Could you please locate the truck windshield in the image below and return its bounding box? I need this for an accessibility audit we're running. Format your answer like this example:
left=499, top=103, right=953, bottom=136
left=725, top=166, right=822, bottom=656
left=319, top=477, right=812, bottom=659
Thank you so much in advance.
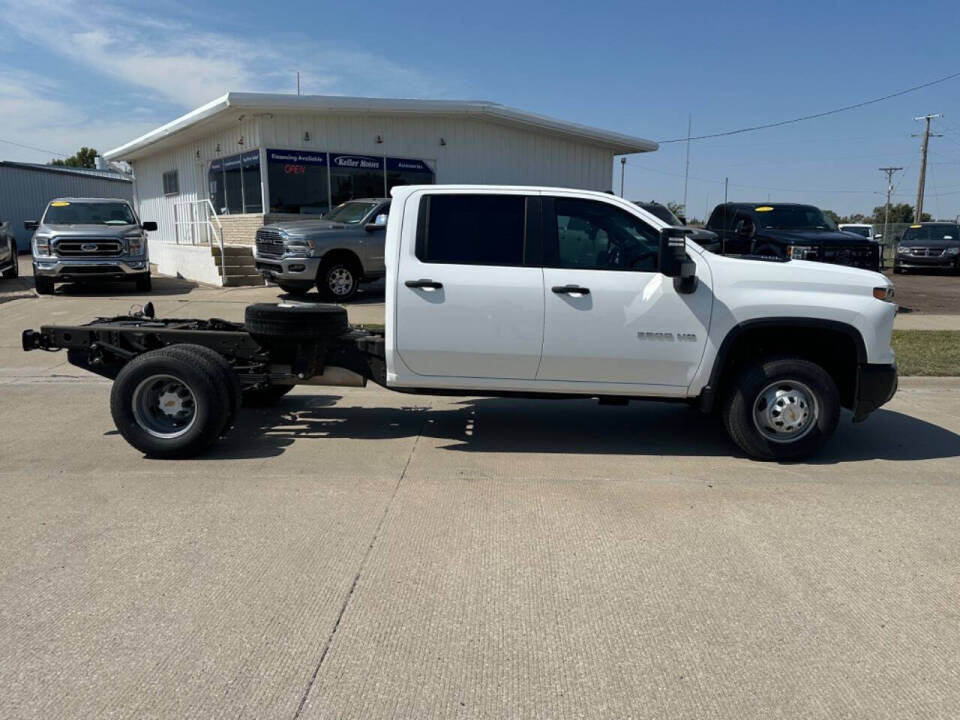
left=842, top=226, right=871, bottom=238
left=43, top=202, right=136, bottom=225
left=323, top=201, right=378, bottom=224
left=901, top=225, right=959, bottom=242
left=753, top=206, right=836, bottom=231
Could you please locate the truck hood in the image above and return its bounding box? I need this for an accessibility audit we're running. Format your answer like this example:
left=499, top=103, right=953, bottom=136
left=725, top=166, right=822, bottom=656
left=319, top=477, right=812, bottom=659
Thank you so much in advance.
left=756, top=229, right=877, bottom=246
left=42, top=224, right=139, bottom=237
left=270, top=219, right=356, bottom=236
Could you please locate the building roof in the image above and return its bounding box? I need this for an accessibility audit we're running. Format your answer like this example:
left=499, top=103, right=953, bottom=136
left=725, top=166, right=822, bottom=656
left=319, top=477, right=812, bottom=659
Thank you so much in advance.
left=0, top=160, right=133, bottom=182
left=103, top=92, right=658, bottom=161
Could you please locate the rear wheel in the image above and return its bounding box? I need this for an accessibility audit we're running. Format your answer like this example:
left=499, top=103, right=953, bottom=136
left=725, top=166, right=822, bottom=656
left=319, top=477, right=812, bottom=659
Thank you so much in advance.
left=165, top=344, right=242, bottom=430
left=110, top=348, right=231, bottom=458
left=2, top=242, right=18, bottom=278
left=34, top=276, right=55, bottom=294
left=317, top=257, right=361, bottom=301
left=722, top=356, right=840, bottom=461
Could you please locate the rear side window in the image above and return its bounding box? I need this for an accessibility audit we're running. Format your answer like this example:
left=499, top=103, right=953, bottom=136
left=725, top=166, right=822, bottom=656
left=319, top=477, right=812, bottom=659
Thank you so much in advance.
left=417, top=194, right=525, bottom=265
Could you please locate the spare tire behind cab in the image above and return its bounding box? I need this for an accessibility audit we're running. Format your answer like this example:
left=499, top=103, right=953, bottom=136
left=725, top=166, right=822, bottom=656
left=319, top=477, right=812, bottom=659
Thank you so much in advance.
left=244, top=302, right=349, bottom=341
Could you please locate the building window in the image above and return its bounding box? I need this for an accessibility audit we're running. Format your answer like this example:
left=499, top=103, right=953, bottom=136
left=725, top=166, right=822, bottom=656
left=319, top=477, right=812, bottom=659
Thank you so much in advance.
left=208, top=151, right=264, bottom=214
left=330, top=154, right=384, bottom=207
left=267, top=149, right=330, bottom=215
left=162, top=170, right=179, bottom=196
left=417, top=194, right=526, bottom=266
left=386, top=157, right=435, bottom=193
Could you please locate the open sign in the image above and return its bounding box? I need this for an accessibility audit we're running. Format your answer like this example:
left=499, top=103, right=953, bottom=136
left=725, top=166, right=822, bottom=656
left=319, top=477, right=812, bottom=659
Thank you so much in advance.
left=284, top=164, right=306, bottom=175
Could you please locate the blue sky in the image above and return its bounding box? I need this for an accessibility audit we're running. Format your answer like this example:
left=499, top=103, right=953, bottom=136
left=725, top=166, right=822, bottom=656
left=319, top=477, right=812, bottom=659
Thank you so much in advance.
left=2, top=0, right=959, bottom=219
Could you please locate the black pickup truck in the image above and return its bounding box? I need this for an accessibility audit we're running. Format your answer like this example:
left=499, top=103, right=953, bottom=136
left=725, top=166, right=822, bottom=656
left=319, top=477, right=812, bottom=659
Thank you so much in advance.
left=706, top=203, right=882, bottom=271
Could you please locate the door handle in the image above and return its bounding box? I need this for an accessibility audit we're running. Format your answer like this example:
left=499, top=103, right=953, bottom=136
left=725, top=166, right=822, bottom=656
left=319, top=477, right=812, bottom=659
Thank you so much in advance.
left=405, top=279, right=443, bottom=290
left=551, top=284, right=590, bottom=295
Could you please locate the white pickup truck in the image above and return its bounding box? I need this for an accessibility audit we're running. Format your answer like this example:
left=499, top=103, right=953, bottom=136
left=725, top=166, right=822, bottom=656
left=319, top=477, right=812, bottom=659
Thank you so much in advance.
left=22, top=185, right=898, bottom=461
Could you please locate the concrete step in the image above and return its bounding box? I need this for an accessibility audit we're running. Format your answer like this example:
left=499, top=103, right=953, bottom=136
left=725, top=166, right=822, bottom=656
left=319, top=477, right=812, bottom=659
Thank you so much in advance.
left=222, top=274, right=263, bottom=287
left=211, top=245, right=255, bottom=258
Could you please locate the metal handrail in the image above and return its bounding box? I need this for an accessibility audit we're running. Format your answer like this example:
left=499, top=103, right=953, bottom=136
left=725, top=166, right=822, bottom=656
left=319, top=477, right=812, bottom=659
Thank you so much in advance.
left=173, top=199, right=226, bottom=281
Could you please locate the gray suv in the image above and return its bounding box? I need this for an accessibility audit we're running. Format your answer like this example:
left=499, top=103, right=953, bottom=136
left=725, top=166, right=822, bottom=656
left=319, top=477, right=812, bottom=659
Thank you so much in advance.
left=25, top=198, right=156, bottom=295
left=254, top=198, right=389, bottom=300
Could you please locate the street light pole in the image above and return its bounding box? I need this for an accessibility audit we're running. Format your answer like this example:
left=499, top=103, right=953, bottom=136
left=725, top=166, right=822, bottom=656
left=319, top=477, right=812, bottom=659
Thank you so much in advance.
left=620, top=157, right=626, bottom=197
left=879, top=166, right=902, bottom=269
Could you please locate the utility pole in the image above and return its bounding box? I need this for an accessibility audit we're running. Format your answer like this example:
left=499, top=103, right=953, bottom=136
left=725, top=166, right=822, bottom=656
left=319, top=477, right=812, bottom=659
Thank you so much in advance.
left=620, top=157, right=626, bottom=197
left=879, top=166, right=902, bottom=267
left=682, top=114, right=691, bottom=217
left=297, top=71, right=301, bottom=95
left=724, top=176, right=729, bottom=204
left=912, top=114, right=942, bottom=221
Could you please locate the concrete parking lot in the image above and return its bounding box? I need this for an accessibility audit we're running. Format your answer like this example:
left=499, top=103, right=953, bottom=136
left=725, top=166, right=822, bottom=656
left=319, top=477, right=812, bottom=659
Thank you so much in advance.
left=2, top=261, right=960, bottom=719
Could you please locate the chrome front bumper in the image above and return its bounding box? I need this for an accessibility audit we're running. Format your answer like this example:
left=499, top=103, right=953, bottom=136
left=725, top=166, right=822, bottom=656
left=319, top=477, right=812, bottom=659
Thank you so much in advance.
left=33, top=257, right=149, bottom=278
left=254, top=254, right=322, bottom=282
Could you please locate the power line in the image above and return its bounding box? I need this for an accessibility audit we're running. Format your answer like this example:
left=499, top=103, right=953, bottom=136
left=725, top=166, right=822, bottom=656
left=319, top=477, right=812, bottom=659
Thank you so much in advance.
left=656, top=70, right=960, bottom=144
left=0, top=137, right=67, bottom=157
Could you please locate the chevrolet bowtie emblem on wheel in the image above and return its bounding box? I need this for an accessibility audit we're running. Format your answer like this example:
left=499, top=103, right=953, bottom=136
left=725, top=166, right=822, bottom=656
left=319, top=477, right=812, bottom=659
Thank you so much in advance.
left=81, top=243, right=98, bottom=252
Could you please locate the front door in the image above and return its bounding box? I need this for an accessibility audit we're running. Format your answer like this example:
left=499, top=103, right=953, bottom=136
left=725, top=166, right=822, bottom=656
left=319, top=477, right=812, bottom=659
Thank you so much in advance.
left=394, top=192, right=544, bottom=379
left=537, top=195, right=712, bottom=388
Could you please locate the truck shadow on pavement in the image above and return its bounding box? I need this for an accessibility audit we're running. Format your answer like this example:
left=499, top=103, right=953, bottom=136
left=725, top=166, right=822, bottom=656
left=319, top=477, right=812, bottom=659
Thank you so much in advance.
left=207, top=395, right=960, bottom=464
left=55, top=276, right=197, bottom=297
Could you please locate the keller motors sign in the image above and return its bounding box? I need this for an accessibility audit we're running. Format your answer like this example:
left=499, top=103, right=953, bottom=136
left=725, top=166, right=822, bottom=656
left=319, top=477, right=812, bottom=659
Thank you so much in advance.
left=330, top=153, right=383, bottom=171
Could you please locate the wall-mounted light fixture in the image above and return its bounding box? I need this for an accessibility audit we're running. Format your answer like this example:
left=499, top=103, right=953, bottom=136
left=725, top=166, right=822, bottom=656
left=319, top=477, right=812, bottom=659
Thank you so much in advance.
left=238, top=135, right=245, bottom=146
left=376, top=135, right=383, bottom=144
left=439, top=137, right=446, bottom=146
left=215, top=143, right=221, bottom=153
left=195, top=149, right=200, bottom=159
left=303, top=131, right=311, bottom=142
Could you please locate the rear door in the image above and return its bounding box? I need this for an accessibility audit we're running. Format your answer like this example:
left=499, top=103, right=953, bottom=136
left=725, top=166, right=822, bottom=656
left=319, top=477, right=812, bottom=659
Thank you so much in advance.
left=393, top=191, right=544, bottom=379
left=537, top=194, right=711, bottom=389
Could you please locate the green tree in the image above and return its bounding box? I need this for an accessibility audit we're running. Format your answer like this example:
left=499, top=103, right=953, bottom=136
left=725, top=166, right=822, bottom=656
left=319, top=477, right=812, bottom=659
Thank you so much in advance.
left=870, top=203, right=931, bottom=224
left=823, top=209, right=841, bottom=224
left=50, top=147, right=99, bottom=169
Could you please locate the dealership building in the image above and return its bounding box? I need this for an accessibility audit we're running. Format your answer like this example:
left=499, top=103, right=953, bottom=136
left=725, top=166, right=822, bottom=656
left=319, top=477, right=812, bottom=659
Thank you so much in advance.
left=103, top=92, right=656, bottom=285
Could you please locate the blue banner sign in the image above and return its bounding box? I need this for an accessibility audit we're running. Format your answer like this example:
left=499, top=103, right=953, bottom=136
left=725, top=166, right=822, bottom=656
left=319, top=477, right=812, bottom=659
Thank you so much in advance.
left=386, top=157, right=433, bottom=174
left=330, top=153, right=383, bottom=171
left=241, top=150, right=260, bottom=167
left=267, top=149, right=328, bottom=166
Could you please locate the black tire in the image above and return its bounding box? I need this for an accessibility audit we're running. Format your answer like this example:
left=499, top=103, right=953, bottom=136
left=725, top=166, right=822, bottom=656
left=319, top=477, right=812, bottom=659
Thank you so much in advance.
left=244, top=302, right=349, bottom=341
left=242, top=384, right=294, bottom=408
left=2, top=242, right=18, bottom=278
left=110, top=347, right=231, bottom=458
left=721, top=356, right=840, bottom=462
left=34, top=276, right=55, bottom=295
left=317, top=257, right=361, bottom=301
left=893, top=265, right=903, bottom=274
left=164, top=344, right=242, bottom=430
left=135, top=274, right=152, bottom=292
left=278, top=283, right=311, bottom=296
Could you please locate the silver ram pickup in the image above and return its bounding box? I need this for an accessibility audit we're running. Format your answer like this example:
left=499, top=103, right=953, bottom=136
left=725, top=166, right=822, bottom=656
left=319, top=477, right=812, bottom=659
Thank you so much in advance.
left=253, top=198, right=389, bottom=300
left=25, top=198, right=156, bottom=295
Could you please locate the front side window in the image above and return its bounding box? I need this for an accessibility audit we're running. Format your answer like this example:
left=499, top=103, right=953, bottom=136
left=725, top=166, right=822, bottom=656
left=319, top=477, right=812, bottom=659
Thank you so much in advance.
left=417, top=194, right=526, bottom=266
left=43, top=201, right=136, bottom=225
left=548, top=197, right=659, bottom=272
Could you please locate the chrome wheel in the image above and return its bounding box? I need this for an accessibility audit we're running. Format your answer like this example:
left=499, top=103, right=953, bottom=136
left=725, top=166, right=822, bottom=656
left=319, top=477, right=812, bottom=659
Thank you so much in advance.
left=326, top=266, right=355, bottom=297
left=752, top=380, right=818, bottom=443
left=132, top=374, right=197, bottom=439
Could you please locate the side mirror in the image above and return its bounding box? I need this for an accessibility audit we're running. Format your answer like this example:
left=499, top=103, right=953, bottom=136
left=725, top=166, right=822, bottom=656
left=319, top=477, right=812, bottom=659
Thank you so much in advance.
left=944, top=236, right=954, bottom=241
left=364, top=214, right=388, bottom=232
left=874, top=233, right=882, bottom=239
left=659, top=227, right=697, bottom=293
left=24, top=220, right=38, bottom=231
left=142, top=221, right=158, bottom=232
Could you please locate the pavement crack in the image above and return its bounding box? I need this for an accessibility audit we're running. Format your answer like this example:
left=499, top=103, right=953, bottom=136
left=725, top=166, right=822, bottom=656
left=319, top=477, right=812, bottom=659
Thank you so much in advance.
left=291, top=423, right=423, bottom=719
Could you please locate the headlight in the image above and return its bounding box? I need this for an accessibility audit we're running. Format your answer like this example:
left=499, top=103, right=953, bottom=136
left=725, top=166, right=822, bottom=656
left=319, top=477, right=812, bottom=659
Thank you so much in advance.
left=285, top=238, right=315, bottom=255
left=873, top=286, right=896, bottom=302
left=125, top=232, right=145, bottom=255
left=945, top=247, right=959, bottom=256
left=788, top=245, right=816, bottom=260
left=897, top=246, right=908, bottom=255
left=33, top=235, right=51, bottom=257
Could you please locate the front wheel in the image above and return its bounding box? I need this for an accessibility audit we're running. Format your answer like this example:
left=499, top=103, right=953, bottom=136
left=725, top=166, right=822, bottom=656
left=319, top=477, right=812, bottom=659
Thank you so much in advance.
left=34, top=276, right=55, bottom=294
left=317, top=258, right=360, bottom=301
left=134, top=274, right=152, bottom=292
left=722, top=356, right=840, bottom=461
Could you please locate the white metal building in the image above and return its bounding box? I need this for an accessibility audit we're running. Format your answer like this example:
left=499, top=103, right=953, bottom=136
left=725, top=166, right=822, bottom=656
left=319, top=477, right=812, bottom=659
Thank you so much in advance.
left=104, top=92, right=656, bottom=285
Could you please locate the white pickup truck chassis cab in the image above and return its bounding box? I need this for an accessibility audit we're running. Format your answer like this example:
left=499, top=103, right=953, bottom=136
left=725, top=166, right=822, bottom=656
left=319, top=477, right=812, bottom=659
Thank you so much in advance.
left=23, top=186, right=898, bottom=461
